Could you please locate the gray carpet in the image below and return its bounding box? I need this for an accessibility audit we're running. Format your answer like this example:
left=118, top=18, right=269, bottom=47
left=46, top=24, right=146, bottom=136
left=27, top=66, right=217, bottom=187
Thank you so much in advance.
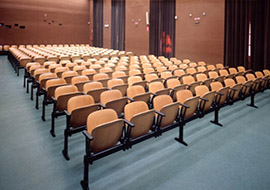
left=0, top=56, right=270, bottom=190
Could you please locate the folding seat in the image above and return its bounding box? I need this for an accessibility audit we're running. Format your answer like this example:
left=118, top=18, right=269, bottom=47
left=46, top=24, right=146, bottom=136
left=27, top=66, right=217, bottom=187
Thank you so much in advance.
left=195, top=85, right=216, bottom=117
left=263, top=69, right=270, bottom=77
left=255, top=71, right=269, bottom=90
left=62, top=71, right=79, bottom=84
left=74, top=59, right=84, bottom=65
left=197, top=66, right=207, bottom=73
left=160, top=71, right=177, bottom=83
left=93, top=73, right=110, bottom=87
left=73, top=65, right=87, bottom=75
left=207, top=64, right=216, bottom=71
left=196, top=73, right=213, bottom=88
left=115, top=65, right=129, bottom=75
left=80, top=109, right=129, bottom=190
left=181, top=75, right=201, bottom=95
left=208, top=71, right=224, bottom=83
left=179, top=64, right=188, bottom=70
left=111, top=71, right=128, bottom=83
left=62, top=95, right=99, bottom=160
left=142, top=63, right=153, bottom=69
left=166, top=78, right=187, bottom=101
left=175, top=89, right=200, bottom=146
left=41, top=78, right=68, bottom=121
left=26, top=64, right=44, bottom=93
left=44, top=61, right=57, bottom=69
left=168, top=65, right=178, bottom=71
left=198, top=61, right=206, bottom=66
left=188, top=62, right=198, bottom=68
left=82, top=69, right=96, bottom=81
left=219, top=69, right=235, bottom=79
left=100, top=90, right=129, bottom=117
left=48, top=64, right=61, bottom=73
left=35, top=72, right=58, bottom=109
left=129, top=69, right=144, bottom=79
left=128, top=76, right=147, bottom=89
left=31, top=68, right=50, bottom=100
left=182, top=59, right=191, bottom=64
left=224, top=78, right=242, bottom=104
left=229, top=67, right=242, bottom=76
left=107, top=79, right=128, bottom=96
left=127, top=85, right=151, bottom=104
left=172, top=68, right=188, bottom=78
left=143, top=67, right=158, bottom=75
left=237, top=66, right=252, bottom=74
left=156, top=66, right=167, bottom=73
left=124, top=101, right=160, bottom=148
left=59, top=60, right=71, bottom=67
left=24, top=62, right=40, bottom=88
left=153, top=95, right=179, bottom=135
left=145, top=73, right=163, bottom=83
left=71, top=76, right=90, bottom=91
left=65, top=62, right=77, bottom=71
left=149, top=81, right=171, bottom=97
left=83, top=82, right=109, bottom=103
left=216, top=63, right=225, bottom=69
left=210, top=81, right=229, bottom=107
left=235, top=76, right=252, bottom=99
left=246, top=73, right=261, bottom=93
left=55, top=67, right=70, bottom=78
left=100, top=67, right=113, bottom=78
left=51, top=85, right=82, bottom=137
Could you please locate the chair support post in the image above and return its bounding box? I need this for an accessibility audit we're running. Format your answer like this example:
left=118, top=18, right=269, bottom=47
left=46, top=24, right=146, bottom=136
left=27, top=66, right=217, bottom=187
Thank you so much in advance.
left=210, top=107, right=223, bottom=127
left=175, top=122, right=188, bottom=146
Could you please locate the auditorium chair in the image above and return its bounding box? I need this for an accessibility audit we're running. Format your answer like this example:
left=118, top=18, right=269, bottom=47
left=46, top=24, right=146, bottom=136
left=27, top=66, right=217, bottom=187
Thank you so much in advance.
left=62, top=95, right=99, bottom=160
left=128, top=76, right=147, bottom=89
left=41, top=78, right=67, bottom=121
left=82, top=69, right=96, bottom=81
left=107, top=79, right=128, bottom=96
left=83, top=82, right=109, bottom=103
left=181, top=75, right=201, bottom=95
left=196, top=73, right=213, bottom=88
left=80, top=109, right=131, bottom=190
left=235, top=76, right=252, bottom=99
left=55, top=67, right=70, bottom=78
left=175, top=89, right=200, bottom=146
left=224, top=78, right=242, bottom=104
left=50, top=85, right=82, bottom=137
left=208, top=71, right=225, bottom=83
left=71, top=76, right=90, bottom=91
left=93, top=73, right=110, bottom=87
left=153, top=95, right=179, bottom=135
left=62, top=71, right=79, bottom=84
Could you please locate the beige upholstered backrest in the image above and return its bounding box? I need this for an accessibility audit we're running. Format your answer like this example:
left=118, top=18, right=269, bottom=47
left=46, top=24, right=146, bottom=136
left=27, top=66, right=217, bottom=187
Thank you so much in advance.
left=55, top=85, right=78, bottom=99
left=83, top=82, right=103, bottom=93
left=67, top=95, right=94, bottom=113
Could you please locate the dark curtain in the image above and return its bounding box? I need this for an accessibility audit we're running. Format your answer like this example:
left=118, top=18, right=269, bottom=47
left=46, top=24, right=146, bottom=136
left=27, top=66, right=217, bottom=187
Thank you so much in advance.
left=251, top=0, right=270, bottom=70
left=149, top=0, right=175, bottom=58
left=224, top=0, right=250, bottom=68
left=111, top=0, right=125, bottom=50
left=93, top=0, right=103, bottom=47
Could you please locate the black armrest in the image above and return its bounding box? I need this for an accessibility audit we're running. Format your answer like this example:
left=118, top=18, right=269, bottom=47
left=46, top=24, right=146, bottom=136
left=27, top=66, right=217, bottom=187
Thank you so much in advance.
left=254, top=81, right=260, bottom=84
left=150, top=92, right=157, bottom=96
left=42, top=87, right=46, bottom=91
left=64, top=110, right=71, bottom=116
left=98, top=103, right=106, bottom=109
left=179, top=102, right=190, bottom=108
left=82, top=130, right=93, bottom=141
left=123, top=119, right=135, bottom=127
left=127, top=97, right=134, bottom=102
left=231, top=88, right=238, bottom=92
left=155, top=110, right=166, bottom=117
left=216, top=92, right=224, bottom=96
left=243, top=84, right=250, bottom=88
left=200, top=97, right=209, bottom=102
left=51, top=96, right=56, bottom=101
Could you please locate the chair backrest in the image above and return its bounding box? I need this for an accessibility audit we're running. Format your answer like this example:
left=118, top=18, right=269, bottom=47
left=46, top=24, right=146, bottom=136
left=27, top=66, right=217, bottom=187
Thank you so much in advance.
left=197, top=66, right=207, bottom=72
left=216, top=63, right=224, bottom=69
left=149, top=82, right=165, bottom=93
left=128, top=76, right=142, bottom=86
left=124, top=101, right=155, bottom=139
left=93, top=73, right=109, bottom=82
left=208, top=71, right=219, bottom=78
left=195, top=85, right=209, bottom=97
left=107, top=79, right=124, bottom=89
left=71, top=75, right=89, bottom=85
left=173, top=69, right=185, bottom=76
left=62, top=71, right=78, bottom=78
left=182, top=75, right=195, bottom=85
left=186, top=68, right=197, bottom=74
left=195, top=85, right=215, bottom=111
left=198, top=61, right=206, bottom=66
left=196, top=73, right=208, bottom=82
left=67, top=95, right=95, bottom=113
left=176, top=90, right=199, bottom=119
left=224, top=78, right=236, bottom=88
left=100, top=90, right=122, bottom=105
left=55, top=85, right=78, bottom=100
left=129, top=69, right=141, bottom=76
left=82, top=69, right=96, bottom=75
left=237, top=66, right=246, bottom=72
left=245, top=73, right=256, bottom=81
left=229, top=68, right=238, bottom=74
left=207, top=65, right=216, bottom=70
left=153, top=95, right=179, bottom=128
left=112, top=71, right=126, bottom=79
left=145, top=73, right=159, bottom=82
left=219, top=69, right=229, bottom=76
left=39, top=73, right=57, bottom=88
left=87, top=109, right=123, bottom=153
left=166, top=78, right=180, bottom=88
left=255, top=71, right=264, bottom=78
left=235, top=76, right=247, bottom=84
left=83, top=82, right=103, bottom=93
left=263, top=69, right=270, bottom=76
left=160, top=71, right=173, bottom=79
left=127, top=85, right=145, bottom=98
left=46, top=78, right=67, bottom=91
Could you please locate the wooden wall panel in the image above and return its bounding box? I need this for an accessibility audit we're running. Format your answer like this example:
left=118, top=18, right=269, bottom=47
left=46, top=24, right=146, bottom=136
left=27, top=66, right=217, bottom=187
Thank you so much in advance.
left=103, top=0, right=111, bottom=49
left=0, top=0, right=90, bottom=45
left=175, top=0, right=225, bottom=64
left=125, top=0, right=149, bottom=56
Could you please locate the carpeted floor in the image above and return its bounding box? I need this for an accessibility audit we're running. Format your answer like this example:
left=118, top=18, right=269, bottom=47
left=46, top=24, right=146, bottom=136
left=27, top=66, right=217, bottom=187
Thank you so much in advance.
left=0, top=55, right=270, bottom=190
